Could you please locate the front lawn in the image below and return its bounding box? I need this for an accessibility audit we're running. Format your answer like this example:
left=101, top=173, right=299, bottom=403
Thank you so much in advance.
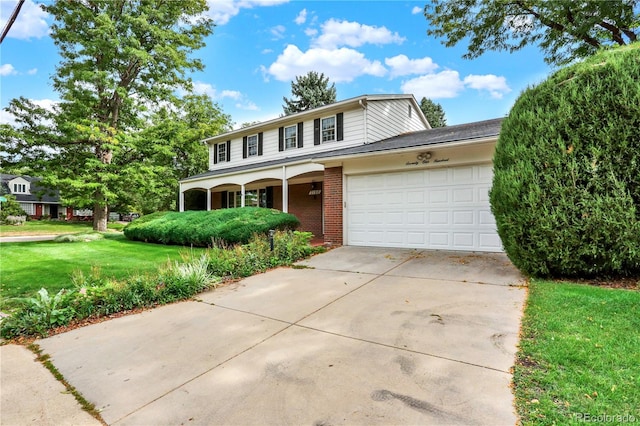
left=514, top=279, right=640, bottom=424
left=0, top=234, right=205, bottom=308
left=0, top=220, right=124, bottom=236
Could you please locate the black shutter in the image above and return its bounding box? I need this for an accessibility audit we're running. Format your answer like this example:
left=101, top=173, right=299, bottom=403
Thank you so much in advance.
left=278, top=127, right=284, bottom=151
left=297, top=122, right=303, bottom=148
left=242, top=136, right=247, bottom=158
left=265, top=186, right=273, bottom=208
left=221, top=191, right=228, bottom=208
left=213, top=144, right=218, bottom=164
left=258, top=132, right=263, bottom=155
left=226, top=140, right=231, bottom=161
left=336, top=112, right=344, bottom=141
left=314, top=118, right=320, bottom=145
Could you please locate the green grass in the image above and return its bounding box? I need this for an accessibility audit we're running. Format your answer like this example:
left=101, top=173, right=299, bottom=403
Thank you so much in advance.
left=514, top=279, right=640, bottom=425
left=0, top=220, right=125, bottom=235
left=0, top=234, right=205, bottom=308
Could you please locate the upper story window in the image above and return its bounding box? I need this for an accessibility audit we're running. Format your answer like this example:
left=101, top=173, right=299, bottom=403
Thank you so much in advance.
left=214, top=140, right=231, bottom=164
left=278, top=123, right=303, bottom=152
left=247, top=135, right=258, bottom=156
left=243, top=132, right=263, bottom=158
left=217, top=143, right=227, bottom=163
left=314, top=113, right=343, bottom=146
left=13, top=183, right=27, bottom=193
left=321, top=116, right=336, bottom=142
left=284, top=125, right=297, bottom=150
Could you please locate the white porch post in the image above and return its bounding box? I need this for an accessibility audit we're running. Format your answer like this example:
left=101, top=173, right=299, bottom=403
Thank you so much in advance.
left=282, top=165, right=288, bottom=213
left=240, top=184, right=246, bottom=207
left=179, top=187, right=185, bottom=212
left=206, top=189, right=211, bottom=211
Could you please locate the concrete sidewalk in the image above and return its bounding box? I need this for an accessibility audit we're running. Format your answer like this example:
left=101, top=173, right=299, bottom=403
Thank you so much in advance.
left=10, top=247, right=525, bottom=425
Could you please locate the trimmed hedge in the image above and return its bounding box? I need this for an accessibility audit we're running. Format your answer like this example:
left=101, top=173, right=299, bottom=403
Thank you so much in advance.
left=490, top=44, right=640, bottom=278
left=123, top=208, right=300, bottom=246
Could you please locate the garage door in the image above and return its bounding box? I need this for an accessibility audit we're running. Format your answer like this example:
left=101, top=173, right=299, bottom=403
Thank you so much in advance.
left=346, top=164, right=502, bottom=252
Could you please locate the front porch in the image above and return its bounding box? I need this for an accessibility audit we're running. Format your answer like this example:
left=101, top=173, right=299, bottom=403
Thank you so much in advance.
left=180, top=162, right=334, bottom=244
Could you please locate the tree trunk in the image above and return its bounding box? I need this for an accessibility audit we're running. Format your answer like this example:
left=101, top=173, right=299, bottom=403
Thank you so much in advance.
left=93, top=192, right=108, bottom=232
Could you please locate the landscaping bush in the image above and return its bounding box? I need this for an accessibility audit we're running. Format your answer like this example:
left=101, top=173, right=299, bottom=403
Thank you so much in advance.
left=123, top=208, right=300, bottom=246
left=490, top=44, right=640, bottom=277
left=0, top=195, right=27, bottom=224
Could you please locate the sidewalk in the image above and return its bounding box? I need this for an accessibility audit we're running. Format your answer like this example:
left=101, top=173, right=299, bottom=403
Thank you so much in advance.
left=0, top=344, right=102, bottom=426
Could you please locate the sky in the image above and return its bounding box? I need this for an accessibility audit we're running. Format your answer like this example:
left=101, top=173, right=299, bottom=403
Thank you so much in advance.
left=0, top=0, right=554, bottom=129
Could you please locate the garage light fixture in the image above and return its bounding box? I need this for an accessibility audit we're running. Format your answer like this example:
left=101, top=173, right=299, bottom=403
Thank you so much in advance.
left=309, top=182, right=322, bottom=197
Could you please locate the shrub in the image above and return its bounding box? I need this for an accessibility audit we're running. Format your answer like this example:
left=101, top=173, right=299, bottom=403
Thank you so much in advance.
left=490, top=44, right=640, bottom=277
left=54, top=232, right=104, bottom=242
left=123, top=208, right=300, bottom=246
left=0, top=195, right=27, bottom=224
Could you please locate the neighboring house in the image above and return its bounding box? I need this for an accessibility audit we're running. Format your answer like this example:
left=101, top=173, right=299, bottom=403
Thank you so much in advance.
left=180, top=94, right=503, bottom=252
left=0, top=174, right=75, bottom=220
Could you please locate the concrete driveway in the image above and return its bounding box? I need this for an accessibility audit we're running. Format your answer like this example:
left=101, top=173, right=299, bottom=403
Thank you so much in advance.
left=34, top=247, right=526, bottom=425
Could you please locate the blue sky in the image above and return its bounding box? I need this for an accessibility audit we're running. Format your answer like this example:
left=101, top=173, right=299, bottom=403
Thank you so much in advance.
left=1, top=0, right=553, bottom=128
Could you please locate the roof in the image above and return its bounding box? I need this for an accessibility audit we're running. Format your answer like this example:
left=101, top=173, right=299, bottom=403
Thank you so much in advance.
left=0, top=174, right=62, bottom=204
left=182, top=118, right=503, bottom=183
left=202, top=94, right=428, bottom=144
left=313, top=117, right=504, bottom=159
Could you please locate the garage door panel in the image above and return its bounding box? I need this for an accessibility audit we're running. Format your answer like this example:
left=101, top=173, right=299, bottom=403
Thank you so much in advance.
left=347, top=164, right=502, bottom=252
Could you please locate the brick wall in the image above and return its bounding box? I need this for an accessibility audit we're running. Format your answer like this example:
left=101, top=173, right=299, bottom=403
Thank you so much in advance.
left=323, top=167, right=343, bottom=246
left=287, top=183, right=323, bottom=239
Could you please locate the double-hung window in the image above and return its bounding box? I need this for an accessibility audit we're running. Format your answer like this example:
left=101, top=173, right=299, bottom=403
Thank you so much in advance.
left=247, top=134, right=258, bottom=157
left=284, top=125, right=297, bottom=150
left=217, top=143, right=227, bottom=163
left=321, top=116, right=336, bottom=142
left=13, top=183, right=27, bottom=193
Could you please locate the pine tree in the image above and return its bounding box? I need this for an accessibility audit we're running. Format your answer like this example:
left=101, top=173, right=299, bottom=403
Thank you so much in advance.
left=419, top=97, right=447, bottom=128
left=282, top=71, right=337, bottom=115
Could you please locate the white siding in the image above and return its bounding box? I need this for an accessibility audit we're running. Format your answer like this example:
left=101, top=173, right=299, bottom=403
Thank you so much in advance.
left=204, top=96, right=428, bottom=173
left=366, top=99, right=426, bottom=143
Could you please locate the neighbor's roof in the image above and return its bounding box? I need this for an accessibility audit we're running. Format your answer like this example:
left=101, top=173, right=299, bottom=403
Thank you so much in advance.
left=0, top=174, right=61, bottom=204
left=182, top=118, right=503, bottom=183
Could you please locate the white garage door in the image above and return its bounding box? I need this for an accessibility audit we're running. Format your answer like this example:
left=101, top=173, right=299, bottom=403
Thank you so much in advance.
left=346, top=164, right=502, bottom=252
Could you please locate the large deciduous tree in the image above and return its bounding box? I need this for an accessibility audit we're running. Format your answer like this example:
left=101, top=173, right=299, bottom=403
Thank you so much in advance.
left=116, top=94, right=232, bottom=214
left=282, top=71, right=337, bottom=115
left=419, top=97, right=447, bottom=128
left=2, top=0, right=214, bottom=231
left=424, top=0, right=639, bottom=65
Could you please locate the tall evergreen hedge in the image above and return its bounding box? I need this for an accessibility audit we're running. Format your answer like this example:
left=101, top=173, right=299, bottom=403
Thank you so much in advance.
left=490, top=44, right=640, bottom=277
left=123, top=208, right=300, bottom=246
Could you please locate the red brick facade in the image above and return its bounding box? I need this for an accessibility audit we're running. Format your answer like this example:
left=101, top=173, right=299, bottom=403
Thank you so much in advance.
left=287, top=183, right=323, bottom=239
left=323, top=166, right=343, bottom=246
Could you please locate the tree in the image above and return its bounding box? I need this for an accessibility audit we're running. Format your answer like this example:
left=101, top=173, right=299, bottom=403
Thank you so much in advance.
left=419, top=97, right=447, bottom=128
left=489, top=44, right=640, bottom=277
left=282, top=71, right=337, bottom=115
left=2, top=0, right=214, bottom=231
left=116, top=94, right=231, bottom=214
left=424, top=1, right=639, bottom=65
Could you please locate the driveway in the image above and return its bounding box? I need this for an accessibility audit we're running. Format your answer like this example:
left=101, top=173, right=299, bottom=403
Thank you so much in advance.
left=34, top=247, right=526, bottom=425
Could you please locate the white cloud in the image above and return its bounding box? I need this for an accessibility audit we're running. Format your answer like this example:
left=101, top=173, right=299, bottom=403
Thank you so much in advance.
left=220, top=90, right=242, bottom=100
left=312, top=19, right=405, bottom=49
left=266, top=44, right=387, bottom=83
left=27, top=68, right=38, bottom=75
left=411, top=6, right=422, bottom=15
left=295, top=8, right=307, bottom=25
left=401, top=71, right=465, bottom=99
left=0, top=64, right=17, bottom=76
left=270, top=24, right=286, bottom=39
left=0, top=0, right=49, bottom=40
left=206, top=0, right=288, bottom=26
left=236, top=100, right=258, bottom=110
left=304, top=27, right=318, bottom=37
left=463, top=74, right=512, bottom=99
left=0, top=98, right=59, bottom=126
left=385, top=55, right=438, bottom=78
left=190, top=82, right=258, bottom=111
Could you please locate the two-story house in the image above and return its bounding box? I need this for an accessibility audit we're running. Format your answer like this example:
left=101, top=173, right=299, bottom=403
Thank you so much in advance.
left=179, top=94, right=503, bottom=252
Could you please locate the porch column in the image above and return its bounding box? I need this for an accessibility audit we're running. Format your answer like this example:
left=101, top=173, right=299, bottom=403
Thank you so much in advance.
left=282, top=166, right=288, bottom=213
left=206, top=189, right=211, bottom=211
left=240, top=184, right=246, bottom=207
left=179, top=189, right=185, bottom=212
